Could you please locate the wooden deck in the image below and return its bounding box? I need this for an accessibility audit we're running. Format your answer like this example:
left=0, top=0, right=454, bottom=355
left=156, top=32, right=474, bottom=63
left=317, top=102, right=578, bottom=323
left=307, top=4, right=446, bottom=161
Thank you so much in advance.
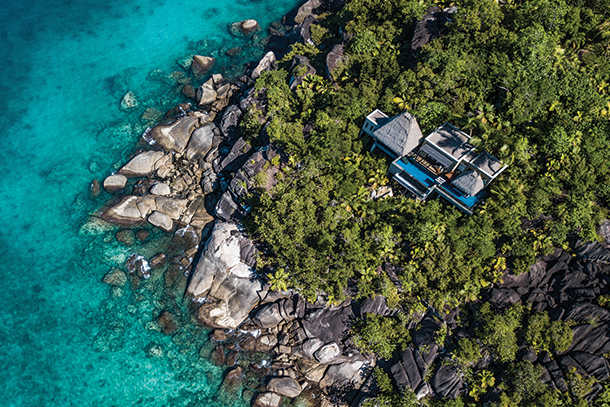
left=411, top=153, right=444, bottom=176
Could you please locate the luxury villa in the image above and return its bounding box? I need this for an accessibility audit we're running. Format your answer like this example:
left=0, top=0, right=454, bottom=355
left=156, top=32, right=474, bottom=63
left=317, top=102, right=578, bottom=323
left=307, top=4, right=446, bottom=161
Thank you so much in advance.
left=362, top=109, right=507, bottom=214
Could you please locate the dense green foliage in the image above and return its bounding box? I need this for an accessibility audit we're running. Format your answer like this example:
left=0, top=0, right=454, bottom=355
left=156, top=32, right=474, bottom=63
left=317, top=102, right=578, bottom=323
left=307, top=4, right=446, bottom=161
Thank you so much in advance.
left=241, top=0, right=610, bottom=404
left=353, top=313, right=411, bottom=359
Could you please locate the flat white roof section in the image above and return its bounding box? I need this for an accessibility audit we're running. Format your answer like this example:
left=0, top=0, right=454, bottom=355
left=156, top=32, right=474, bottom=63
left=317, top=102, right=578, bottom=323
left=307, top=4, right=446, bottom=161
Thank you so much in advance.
left=425, top=123, right=475, bottom=162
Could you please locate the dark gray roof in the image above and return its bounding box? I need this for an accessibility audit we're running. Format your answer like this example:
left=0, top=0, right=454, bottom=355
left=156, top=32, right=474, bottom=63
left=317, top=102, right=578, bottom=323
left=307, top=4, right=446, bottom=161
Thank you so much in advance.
left=426, top=123, right=474, bottom=161
left=372, top=111, right=423, bottom=157
left=469, top=152, right=504, bottom=178
left=452, top=170, right=484, bottom=197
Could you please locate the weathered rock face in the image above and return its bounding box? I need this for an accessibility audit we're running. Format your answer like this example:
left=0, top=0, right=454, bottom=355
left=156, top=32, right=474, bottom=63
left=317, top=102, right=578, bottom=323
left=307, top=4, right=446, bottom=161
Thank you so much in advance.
left=293, top=0, right=322, bottom=24
left=431, top=363, right=465, bottom=400
left=314, top=342, right=341, bottom=364
left=302, top=304, right=354, bottom=344
left=254, top=303, right=284, bottom=328
left=253, top=392, right=281, bottom=407
left=320, top=359, right=369, bottom=388
left=186, top=122, right=215, bottom=161
left=219, top=105, right=243, bottom=139
left=325, top=44, right=344, bottom=81
left=118, top=151, right=166, bottom=178
left=99, top=196, right=144, bottom=225
left=219, top=137, right=254, bottom=173
left=187, top=222, right=266, bottom=329
left=267, top=377, right=302, bottom=398
left=148, top=211, right=174, bottom=232
left=103, top=174, right=127, bottom=192
left=197, top=79, right=217, bottom=106
left=143, top=113, right=208, bottom=153
left=289, top=55, right=316, bottom=90
left=150, top=182, right=171, bottom=196
left=252, top=51, right=277, bottom=79
left=191, top=55, right=215, bottom=77
left=411, top=7, right=441, bottom=52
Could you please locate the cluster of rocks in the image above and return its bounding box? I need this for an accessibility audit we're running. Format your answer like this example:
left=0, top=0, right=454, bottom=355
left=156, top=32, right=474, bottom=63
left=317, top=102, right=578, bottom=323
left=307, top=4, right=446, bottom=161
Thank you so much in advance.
left=385, top=238, right=610, bottom=403
left=187, top=222, right=396, bottom=406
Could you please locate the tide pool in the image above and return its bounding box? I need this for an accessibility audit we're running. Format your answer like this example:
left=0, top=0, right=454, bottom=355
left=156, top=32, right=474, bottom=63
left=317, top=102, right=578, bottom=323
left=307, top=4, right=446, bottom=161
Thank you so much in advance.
left=0, top=0, right=299, bottom=405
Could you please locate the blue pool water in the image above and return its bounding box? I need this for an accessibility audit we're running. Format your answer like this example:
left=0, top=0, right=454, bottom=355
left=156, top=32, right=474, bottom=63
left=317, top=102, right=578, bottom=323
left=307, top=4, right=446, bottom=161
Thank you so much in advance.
left=0, top=0, right=298, bottom=405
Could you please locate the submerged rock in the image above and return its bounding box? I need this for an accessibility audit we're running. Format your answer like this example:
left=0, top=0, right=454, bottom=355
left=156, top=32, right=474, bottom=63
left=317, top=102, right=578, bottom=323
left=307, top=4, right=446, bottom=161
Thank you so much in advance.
left=103, top=269, right=127, bottom=287
left=191, top=55, right=215, bottom=78
left=156, top=311, right=179, bottom=335
left=115, top=229, right=135, bottom=246
left=120, top=91, right=138, bottom=110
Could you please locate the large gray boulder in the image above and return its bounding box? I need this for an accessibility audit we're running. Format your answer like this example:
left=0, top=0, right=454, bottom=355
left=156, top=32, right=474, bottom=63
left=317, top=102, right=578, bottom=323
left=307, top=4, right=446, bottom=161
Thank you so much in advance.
left=294, top=0, right=322, bottom=24
left=197, top=78, right=217, bottom=106
left=391, top=346, right=424, bottom=391
left=320, top=360, right=368, bottom=388
left=267, top=377, right=302, bottom=398
left=150, top=182, right=171, bottom=196
left=220, top=105, right=243, bottom=139
left=103, top=174, right=127, bottom=192
left=253, top=303, right=284, bottom=328
left=314, top=342, right=341, bottom=364
left=118, top=151, right=166, bottom=178
left=431, top=363, right=465, bottom=399
left=253, top=392, right=281, bottom=407
left=143, top=113, right=208, bottom=153
left=187, top=222, right=266, bottom=329
left=252, top=51, right=276, bottom=79
left=148, top=211, right=174, bottom=232
left=293, top=338, right=324, bottom=360
left=99, top=196, right=144, bottom=225
left=186, top=122, right=215, bottom=161
left=302, top=304, right=354, bottom=343
left=325, top=44, right=344, bottom=81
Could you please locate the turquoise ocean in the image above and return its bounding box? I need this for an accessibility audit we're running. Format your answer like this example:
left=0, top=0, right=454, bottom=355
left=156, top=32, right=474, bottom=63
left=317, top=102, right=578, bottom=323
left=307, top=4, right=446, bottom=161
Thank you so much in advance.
left=0, top=0, right=298, bottom=405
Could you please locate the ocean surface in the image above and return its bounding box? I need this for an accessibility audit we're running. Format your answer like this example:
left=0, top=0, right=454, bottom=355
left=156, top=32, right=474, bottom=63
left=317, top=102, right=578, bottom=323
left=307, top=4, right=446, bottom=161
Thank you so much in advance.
left=0, top=0, right=299, bottom=405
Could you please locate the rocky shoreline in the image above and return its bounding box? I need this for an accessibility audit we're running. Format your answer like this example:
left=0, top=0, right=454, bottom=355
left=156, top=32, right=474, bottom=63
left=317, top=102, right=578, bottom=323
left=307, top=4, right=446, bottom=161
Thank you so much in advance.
left=91, top=1, right=610, bottom=405
left=93, top=1, right=373, bottom=405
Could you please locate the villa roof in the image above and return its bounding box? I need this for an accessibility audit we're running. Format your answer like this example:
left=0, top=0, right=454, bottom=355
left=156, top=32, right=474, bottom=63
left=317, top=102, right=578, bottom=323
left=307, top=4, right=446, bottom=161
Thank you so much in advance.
left=451, top=170, right=484, bottom=197
left=469, top=152, right=504, bottom=178
left=426, top=123, right=474, bottom=161
left=366, top=109, right=389, bottom=126
left=372, top=111, right=424, bottom=157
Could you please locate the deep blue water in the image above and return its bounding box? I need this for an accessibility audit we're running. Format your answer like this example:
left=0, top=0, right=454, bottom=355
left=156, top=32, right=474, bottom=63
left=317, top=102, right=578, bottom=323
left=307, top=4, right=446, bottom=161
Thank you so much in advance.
left=0, top=0, right=298, bottom=405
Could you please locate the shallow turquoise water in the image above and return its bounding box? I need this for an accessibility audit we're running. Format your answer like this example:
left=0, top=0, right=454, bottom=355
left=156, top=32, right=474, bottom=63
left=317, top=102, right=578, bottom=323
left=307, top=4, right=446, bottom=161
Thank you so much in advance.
left=0, top=0, right=297, bottom=405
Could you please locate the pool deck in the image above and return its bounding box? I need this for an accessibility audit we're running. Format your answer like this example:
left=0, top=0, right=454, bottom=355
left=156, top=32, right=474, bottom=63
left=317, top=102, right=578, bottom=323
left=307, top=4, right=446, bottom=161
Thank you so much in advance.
left=391, top=157, right=486, bottom=214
